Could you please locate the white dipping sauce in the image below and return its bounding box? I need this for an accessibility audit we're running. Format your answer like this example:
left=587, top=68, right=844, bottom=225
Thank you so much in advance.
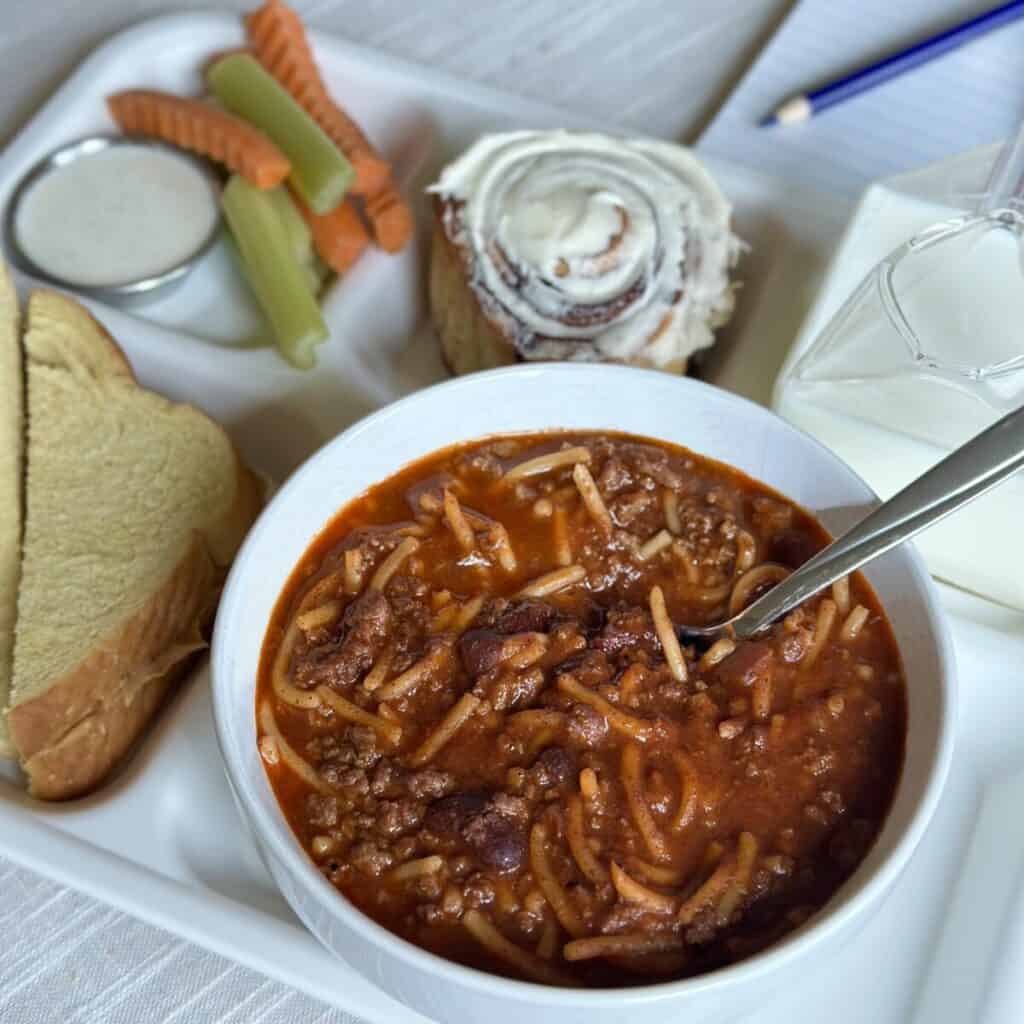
left=15, top=144, right=219, bottom=287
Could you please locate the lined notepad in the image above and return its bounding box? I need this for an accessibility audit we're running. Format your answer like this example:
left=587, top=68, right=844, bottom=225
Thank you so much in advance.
left=698, top=0, right=1024, bottom=197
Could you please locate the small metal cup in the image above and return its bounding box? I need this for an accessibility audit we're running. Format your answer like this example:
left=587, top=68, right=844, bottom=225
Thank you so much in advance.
left=4, top=133, right=221, bottom=306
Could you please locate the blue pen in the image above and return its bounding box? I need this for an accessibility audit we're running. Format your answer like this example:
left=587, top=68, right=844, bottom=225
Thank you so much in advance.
left=761, top=0, right=1024, bottom=126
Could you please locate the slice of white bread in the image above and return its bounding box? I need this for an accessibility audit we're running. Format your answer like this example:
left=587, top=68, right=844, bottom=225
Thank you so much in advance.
left=6, top=291, right=262, bottom=799
left=0, top=265, right=22, bottom=758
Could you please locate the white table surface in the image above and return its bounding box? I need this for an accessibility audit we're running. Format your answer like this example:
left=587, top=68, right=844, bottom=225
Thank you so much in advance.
left=0, top=1, right=796, bottom=1021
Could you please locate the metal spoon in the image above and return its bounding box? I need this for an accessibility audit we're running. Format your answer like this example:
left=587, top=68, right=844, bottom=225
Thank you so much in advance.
left=678, top=402, right=1024, bottom=642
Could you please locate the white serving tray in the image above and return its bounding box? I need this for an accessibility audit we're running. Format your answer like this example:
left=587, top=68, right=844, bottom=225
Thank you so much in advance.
left=2, top=11, right=1018, bottom=1024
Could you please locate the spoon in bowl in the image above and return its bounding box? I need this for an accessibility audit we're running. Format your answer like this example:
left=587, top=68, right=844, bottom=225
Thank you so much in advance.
left=678, top=401, right=1024, bottom=642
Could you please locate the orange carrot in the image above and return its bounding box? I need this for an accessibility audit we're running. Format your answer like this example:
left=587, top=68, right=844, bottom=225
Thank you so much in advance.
left=306, top=95, right=393, bottom=198
left=107, top=90, right=290, bottom=189
left=245, top=0, right=391, bottom=197
left=298, top=196, right=370, bottom=274
left=244, top=0, right=322, bottom=109
left=364, top=185, right=414, bottom=254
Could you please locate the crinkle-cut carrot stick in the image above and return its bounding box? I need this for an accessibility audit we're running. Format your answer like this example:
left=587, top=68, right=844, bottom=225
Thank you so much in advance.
left=245, top=0, right=391, bottom=197
left=303, top=95, right=392, bottom=197
left=244, top=0, right=321, bottom=108
left=107, top=90, right=290, bottom=189
left=364, top=185, right=414, bottom=253
left=298, top=195, right=370, bottom=274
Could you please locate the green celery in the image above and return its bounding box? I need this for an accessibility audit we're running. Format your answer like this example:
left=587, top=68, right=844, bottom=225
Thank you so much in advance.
left=221, top=175, right=327, bottom=369
left=220, top=235, right=278, bottom=349
left=265, top=187, right=322, bottom=295
left=208, top=54, right=353, bottom=214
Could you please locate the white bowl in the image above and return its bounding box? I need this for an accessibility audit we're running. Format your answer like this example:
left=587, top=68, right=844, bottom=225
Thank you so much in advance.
left=211, top=364, right=955, bottom=1024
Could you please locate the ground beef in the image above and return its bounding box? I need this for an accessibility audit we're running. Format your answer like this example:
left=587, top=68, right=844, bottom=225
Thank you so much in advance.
left=627, top=445, right=684, bottom=489
left=306, top=794, right=340, bottom=829
left=463, top=872, right=496, bottom=909
left=597, top=456, right=633, bottom=494
left=350, top=726, right=381, bottom=766
left=457, top=450, right=504, bottom=479
left=593, top=607, right=658, bottom=656
left=309, top=726, right=381, bottom=771
left=487, top=667, right=545, bottom=711
left=386, top=574, right=431, bottom=658
left=349, top=841, right=394, bottom=878
left=345, top=591, right=391, bottom=648
left=320, top=765, right=370, bottom=796
left=558, top=649, right=616, bottom=690
left=494, top=599, right=556, bottom=635
left=549, top=619, right=590, bottom=659
left=567, top=703, right=610, bottom=749
left=369, top=759, right=402, bottom=797
left=529, top=747, right=576, bottom=788
left=376, top=799, right=425, bottom=838
left=489, top=792, right=530, bottom=825
left=672, top=501, right=741, bottom=576
left=680, top=503, right=723, bottom=538
left=609, top=489, right=657, bottom=528
left=407, top=769, right=454, bottom=800
left=298, top=591, right=391, bottom=691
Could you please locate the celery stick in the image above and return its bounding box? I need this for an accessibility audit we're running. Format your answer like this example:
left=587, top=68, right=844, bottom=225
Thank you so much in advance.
left=221, top=234, right=279, bottom=349
left=208, top=55, right=353, bottom=214
left=221, top=175, right=327, bottom=369
left=265, top=187, right=321, bottom=295
left=308, top=251, right=329, bottom=297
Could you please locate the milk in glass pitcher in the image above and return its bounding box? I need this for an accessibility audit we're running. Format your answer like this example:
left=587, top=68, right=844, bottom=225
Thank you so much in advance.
left=775, top=134, right=1024, bottom=610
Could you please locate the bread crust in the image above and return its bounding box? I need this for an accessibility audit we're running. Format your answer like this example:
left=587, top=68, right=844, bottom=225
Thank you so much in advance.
left=208, top=449, right=264, bottom=570
left=428, top=202, right=519, bottom=377
left=0, top=265, right=21, bottom=759
left=26, top=290, right=135, bottom=381
left=11, top=537, right=214, bottom=799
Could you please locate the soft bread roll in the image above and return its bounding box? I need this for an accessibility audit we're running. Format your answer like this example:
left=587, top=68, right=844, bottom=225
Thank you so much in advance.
left=0, top=266, right=21, bottom=758
left=429, top=214, right=518, bottom=377
left=7, top=291, right=262, bottom=799
left=430, top=209, right=688, bottom=377
left=428, top=131, right=741, bottom=377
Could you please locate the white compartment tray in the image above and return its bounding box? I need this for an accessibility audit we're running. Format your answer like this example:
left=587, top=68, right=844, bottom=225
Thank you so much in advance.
left=4, top=11, right=1014, bottom=1024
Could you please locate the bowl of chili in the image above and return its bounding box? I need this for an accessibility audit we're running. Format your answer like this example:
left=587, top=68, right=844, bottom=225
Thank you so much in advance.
left=212, top=363, right=955, bottom=1024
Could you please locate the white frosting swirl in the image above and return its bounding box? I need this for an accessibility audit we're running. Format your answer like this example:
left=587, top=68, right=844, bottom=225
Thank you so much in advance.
left=430, top=131, right=742, bottom=368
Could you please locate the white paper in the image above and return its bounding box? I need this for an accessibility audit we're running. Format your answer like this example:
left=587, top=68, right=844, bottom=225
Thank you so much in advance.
left=698, top=0, right=1024, bottom=197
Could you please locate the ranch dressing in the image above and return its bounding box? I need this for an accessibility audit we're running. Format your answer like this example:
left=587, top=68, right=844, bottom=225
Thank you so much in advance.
left=14, top=144, right=218, bottom=288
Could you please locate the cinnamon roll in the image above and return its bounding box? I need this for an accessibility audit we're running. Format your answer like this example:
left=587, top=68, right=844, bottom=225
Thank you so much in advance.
left=428, top=131, right=742, bottom=376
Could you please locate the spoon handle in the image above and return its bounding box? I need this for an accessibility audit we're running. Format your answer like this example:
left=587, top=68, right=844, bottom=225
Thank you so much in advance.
left=731, top=402, right=1024, bottom=638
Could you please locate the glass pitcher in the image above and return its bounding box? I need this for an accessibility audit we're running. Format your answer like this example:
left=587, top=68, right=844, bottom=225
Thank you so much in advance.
left=775, top=142, right=1024, bottom=610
